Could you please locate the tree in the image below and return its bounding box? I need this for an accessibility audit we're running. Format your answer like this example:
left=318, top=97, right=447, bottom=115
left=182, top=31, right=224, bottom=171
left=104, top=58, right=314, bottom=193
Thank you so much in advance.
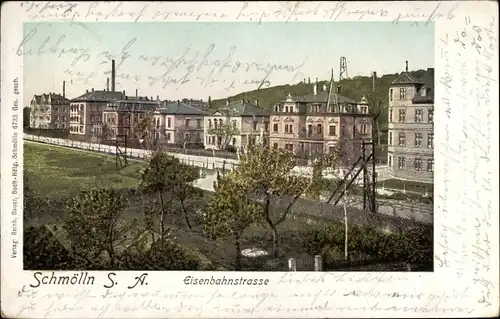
left=207, top=118, right=240, bottom=150
left=64, top=187, right=126, bottom=268
left=135, top=111, right=157, bottom=150
left=232, top=144, right=316, bottom=258
left=23, top=107, right=31, bottom=128
left=170, top=162, right=203, bottom=229
left=137, top=151, right=177, bottom=239
left=204, top=171, right=263, bottom=270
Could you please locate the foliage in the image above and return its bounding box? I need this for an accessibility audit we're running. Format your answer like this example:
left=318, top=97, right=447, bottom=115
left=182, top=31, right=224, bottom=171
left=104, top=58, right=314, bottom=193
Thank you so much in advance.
left=134, top=111, right=156, bottom=149
left=204, top=172, right=263, bottom=269
left=207, top=119, right=240, bottom=150
left=302, top=224, right=433, bottom=270
left=64, top=187, right=126, bottom=268
left=23, top=107, right=30, bottom=128
left=232, top=144, right=316, bottom=257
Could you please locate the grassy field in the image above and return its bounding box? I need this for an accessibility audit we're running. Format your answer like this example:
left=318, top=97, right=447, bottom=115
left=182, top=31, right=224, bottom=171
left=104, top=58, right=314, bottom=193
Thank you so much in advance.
left=24, top=142, right=142, bottom=199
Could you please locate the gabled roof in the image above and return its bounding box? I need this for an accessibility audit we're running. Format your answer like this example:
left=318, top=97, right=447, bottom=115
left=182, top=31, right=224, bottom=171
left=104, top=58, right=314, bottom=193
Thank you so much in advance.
left=211, top=100, right=269, bottom=117
left=32, top=93, right=69, bottom=104
left=285, top=90, right=357, bottom=104
left=71, top=90, right=124, bottom=103
left=157, top=101, right=209, bottom=115
left=105, top=99, right=160, bottom=113
left=390, top=72, right=424, bottom=85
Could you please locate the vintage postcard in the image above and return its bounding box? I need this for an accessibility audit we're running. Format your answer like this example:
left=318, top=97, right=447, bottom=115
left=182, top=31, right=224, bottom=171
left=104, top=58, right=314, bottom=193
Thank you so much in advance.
left=1, top=1, right=498, bottom=318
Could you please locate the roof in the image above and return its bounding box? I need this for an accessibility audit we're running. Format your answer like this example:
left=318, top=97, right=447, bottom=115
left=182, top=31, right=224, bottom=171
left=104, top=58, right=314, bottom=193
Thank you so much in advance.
left=32, top=93, right=69, bottom=104
left=284, top=90, right=357, bottom=104
left=412, top=68, right=434, bottom=104
left=211, top=99, right=269, bottom=117
left=71, top=90, right=124, bottom=103
left=156, top=101, right=209, bottom=115
left=390, top=72, right=424, bottom=85
left=105, top=99, right=160, bottom=113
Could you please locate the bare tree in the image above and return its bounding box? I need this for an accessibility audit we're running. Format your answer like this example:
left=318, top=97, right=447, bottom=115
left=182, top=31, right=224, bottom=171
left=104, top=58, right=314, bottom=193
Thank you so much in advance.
left=207, top=117, right=240, bottom=151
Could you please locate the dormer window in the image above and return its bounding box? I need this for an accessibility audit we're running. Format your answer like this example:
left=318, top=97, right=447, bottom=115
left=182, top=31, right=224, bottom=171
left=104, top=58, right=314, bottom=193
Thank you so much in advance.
left=421, top=88, right=427, bottom=97
left=274, top=105, right=280, bottom=112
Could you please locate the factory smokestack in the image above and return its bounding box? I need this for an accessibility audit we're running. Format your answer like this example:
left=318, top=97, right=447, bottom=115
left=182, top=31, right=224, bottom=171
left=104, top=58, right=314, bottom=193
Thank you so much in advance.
left=106, top=78, right=110, bottom=91
left=405, top=60, right=408, bottom=72
left=62, top=81, right=66, bottom=98
left=111, top=60, right=116, bottom=92
left=136, top=89, right=138, bottom=97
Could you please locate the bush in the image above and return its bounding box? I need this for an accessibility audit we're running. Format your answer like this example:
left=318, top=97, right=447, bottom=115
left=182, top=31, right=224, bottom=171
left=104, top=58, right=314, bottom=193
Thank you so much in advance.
left=224, top=145, right=237, bottom=153
left=301, top=223, right=433, bottom=270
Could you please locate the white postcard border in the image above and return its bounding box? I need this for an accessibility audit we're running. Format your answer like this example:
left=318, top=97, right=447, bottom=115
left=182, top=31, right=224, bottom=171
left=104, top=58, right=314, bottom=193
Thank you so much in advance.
left=1, top=1, right=499, bottom=318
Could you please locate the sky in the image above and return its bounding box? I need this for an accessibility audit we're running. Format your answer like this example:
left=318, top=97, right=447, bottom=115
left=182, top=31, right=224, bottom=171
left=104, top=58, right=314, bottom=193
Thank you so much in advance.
left=22, top=22, right=434, bottom=104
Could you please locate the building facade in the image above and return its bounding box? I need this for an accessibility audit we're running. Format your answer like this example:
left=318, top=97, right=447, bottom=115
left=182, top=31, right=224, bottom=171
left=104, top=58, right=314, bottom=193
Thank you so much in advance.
left=30, top=92, right=70, bottom=129
left=153, top=100, right=208, bottom=146
left=204, top=99, right=270, bottom=151
left=69, top=89, right=124, bottom=135
left=269, top=84, right=372, bottom=163
left=387, top=67, right=434, bottom=183
left=100, top=96, right=160, bottom=139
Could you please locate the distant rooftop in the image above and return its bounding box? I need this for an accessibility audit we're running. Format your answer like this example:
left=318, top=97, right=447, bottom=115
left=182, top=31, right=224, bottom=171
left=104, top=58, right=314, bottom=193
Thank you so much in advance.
left=211, top=99, right=269, bottom=117
left=32, top=93, right=69, bottom=104
left=156, top=100, right=209, bottom=116
left=70, top=90, right=124, bottom=103
left=283, top=90, right=357, bottom=104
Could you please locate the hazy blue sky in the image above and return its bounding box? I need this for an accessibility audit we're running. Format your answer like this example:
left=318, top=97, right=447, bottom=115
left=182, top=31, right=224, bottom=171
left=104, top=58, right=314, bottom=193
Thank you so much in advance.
left=22, top=22, right=434, bottom=103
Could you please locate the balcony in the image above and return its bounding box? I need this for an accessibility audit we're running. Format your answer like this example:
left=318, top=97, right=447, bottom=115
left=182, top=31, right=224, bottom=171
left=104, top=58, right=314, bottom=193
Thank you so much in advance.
left=298, top=131, right=324, bottom=141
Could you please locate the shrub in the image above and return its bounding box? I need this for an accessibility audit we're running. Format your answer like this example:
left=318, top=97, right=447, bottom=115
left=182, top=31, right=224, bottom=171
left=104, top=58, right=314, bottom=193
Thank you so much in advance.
left=301, top=223, right=433, bottom=270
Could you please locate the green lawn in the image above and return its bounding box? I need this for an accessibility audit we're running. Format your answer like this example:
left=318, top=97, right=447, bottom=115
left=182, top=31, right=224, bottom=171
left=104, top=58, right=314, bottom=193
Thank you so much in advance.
left=24, top=142, right=142, bottom=199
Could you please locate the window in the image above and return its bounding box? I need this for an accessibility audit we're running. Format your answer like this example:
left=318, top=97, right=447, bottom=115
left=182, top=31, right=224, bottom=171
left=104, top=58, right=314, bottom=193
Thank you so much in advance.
left=208, top=119, right=212, bottom=129
left=329, top=125, right=337, bottom=136
left=398, top=109, right=406, bottom=122
left=285, top=143, right=294, bottom=152
left=317, top=124, right=322, bottom=134
left=360, top=106, right=368, bottom=114
left=361, top=124, right=368, bottom=134
left=273, top=143, right=278, bottom=149
left=415, top=133, right=423, bottom=148
left=264, top=121, right=269, bottom=132
left=274, top=105, right=280, bottom=112
left=185, top=119, right=190, bottom=127
left=398, top=132, right=406, bottom=146
left=273, top=123, right=278, bottom=132
left=167, top=118, right=171, bottom=128
left=341, top=124, right=346, bottom=136
left=428, top=109, right=434, bottom=123
left=166, top=133, right=171, bottom=141
left=414, top=158, right=422, bottom=171
left=253, top=121, right=258, bottom=132
left=398, top=156, right=405, bottom=170
left=232, top=120, right=237, bottom=129
left=285, top=106, right=289, bottom=112
left=390, top=88, right=393, bottom=101
left=389, top=131, right=392, bottom=145
left=399, top=88, right=406, bottom=100
left=218, top=119, right=223, bottom=127
left=284, top=124, right=293, bottom=133
left=388, top=155, right=392, bottom=167
left=427, top=159, right=434, bottom=172
left=308, top=124, right=313, bottom=136
left=196, top=119, right=201, bottom=128
left=232, top=137, right=236, bottom=145
left=415, top=109, right=424, bottom=122
left=427, top=134, right=434, bottom=148
left=195, top=132, right=201, bottom=142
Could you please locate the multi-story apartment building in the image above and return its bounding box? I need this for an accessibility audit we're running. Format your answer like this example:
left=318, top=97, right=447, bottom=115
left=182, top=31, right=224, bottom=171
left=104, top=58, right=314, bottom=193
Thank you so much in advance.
left=100, top=96, right=161, bottom=139
left=204, top=99, right=270, bottom=150
left=387, top=66, right=434, bottom=183
left=69, top=88, right=124, bottom=135
left=153, top=100, right=208, bottom=145
left=269, top=84, right=372, bottom=163
left=29, top=82, right=70, bottom=129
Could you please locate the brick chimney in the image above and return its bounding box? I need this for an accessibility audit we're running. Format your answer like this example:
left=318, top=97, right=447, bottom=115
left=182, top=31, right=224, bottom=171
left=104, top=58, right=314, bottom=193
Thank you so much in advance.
left=136, top=89, right=138, bottom=97
left=62, top=81, right=66, bottom=98
left=111, top=60, right=116, bottom=92
left=106, top=78, right=109, bottom=91
left=405, top=60, right=408, bottom=72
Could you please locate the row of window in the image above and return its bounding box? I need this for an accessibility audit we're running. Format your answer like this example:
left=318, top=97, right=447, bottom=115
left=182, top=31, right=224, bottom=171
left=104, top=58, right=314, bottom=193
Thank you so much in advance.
left=70, top=126, right=84, bottom=133
left=34, top=123, right=66, bottom=129
left=389, top=132, right=434, bottom=148
left=36, top=116, right=68, bottom=121
left=389, top=156, right=434, bottom=172
left=273, top=123, right=368, bottom=136
left=389, top=109, right=433, bottom=123
left=273, top=104, right=369, bottom=114
left=389, top=87, right=431, bottom=101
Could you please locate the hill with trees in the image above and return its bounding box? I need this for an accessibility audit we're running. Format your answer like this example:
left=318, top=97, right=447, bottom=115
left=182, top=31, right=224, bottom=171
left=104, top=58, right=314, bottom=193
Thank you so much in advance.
left=210, top=69, right=429, bottom=132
